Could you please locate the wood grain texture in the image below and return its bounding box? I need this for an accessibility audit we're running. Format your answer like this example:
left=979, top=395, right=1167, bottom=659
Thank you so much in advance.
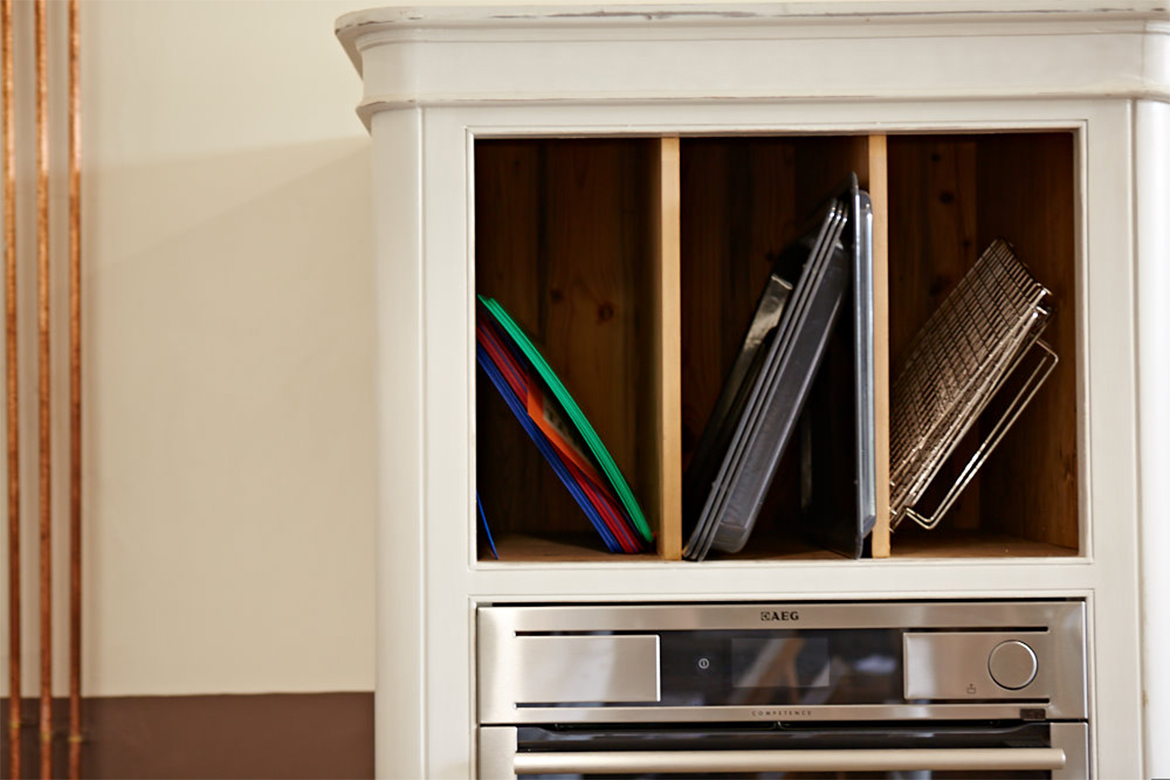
left=887, top=136, right=983, bottom=534
left=868, top=135, right=892, bottom=558
left=475, top=142, right=563, bottom=540
left=886, top=133, right=1077, bottom=553
left=487, top=533, right=662, bottom=563
left=975, top=133, right=1078, bottom=551
left=679, top=138, right=802, bottom=549
left=475, top=133, right=1075, bottom=562
left=485, top=532, right=845, bottom=562
left=475, top=139, right=657, bottom=553
left=890, top=531, right=1076, bottom=558
left=792, top=136, right=868, bottom=217
left=652, top=137, right=683, bottom=560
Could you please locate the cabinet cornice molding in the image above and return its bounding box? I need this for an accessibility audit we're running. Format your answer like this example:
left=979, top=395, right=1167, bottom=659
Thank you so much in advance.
left=338, top=1, right=1169, bottom=42
left=339, top=4, right=1170, bottom=123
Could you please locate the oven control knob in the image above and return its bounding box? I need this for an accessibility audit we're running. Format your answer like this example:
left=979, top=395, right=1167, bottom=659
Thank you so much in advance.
left=988, top=640, right=1038, bottom=690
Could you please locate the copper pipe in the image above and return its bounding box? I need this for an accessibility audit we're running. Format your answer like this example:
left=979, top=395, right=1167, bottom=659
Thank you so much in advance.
left=68, top=0, right=83, bottom=775
left=2, top=0, right=20, bottom=775
left=35, top=0, right=53, bottom=777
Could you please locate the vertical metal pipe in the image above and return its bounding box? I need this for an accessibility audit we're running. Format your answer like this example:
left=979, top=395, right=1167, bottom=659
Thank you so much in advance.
left=2, top=0, right=20, bottom=775
left=68, top=0, right=82, bottom=775
left=35, top=0, right=53, bottom=776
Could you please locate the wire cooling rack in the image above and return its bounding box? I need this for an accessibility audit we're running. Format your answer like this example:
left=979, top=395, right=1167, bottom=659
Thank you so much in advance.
left=889, top=239, right=1057, bottom=530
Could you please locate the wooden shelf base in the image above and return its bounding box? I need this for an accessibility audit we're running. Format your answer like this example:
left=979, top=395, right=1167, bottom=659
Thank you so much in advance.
left=478, top=530, right=1077, bottom=563
left=889, top=531, right=1077, bottom=559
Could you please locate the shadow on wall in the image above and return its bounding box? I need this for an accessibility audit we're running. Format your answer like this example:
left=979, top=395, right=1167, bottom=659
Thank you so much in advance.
left=81, top=137, right=378, bottom=701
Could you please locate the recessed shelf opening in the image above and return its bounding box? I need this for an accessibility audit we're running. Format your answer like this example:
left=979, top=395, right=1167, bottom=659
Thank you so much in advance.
left=474, top=131, right=1078, bottom=563
left=886, top=133, right=1078, bottom=556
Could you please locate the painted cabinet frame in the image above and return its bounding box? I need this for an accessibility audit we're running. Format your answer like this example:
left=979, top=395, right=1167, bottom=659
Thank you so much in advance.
left=340, top=6, right=1170, bottom=778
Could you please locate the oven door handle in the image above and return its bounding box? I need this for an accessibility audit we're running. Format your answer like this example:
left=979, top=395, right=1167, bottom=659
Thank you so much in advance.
left=512, top=746, right=1066, bottom=775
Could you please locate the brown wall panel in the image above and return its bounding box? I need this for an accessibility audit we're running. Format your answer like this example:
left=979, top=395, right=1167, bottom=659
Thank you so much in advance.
left=0, top=693, right=373, bottom=780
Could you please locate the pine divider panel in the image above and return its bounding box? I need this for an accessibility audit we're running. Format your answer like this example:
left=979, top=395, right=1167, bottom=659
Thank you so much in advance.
left=652, top=137, right=684, bottom=561
left=867, top=136, right=892, bottom=559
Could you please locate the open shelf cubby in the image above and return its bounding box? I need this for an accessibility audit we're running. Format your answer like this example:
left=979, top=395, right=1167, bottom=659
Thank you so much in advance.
left=474, top=131, right=1078, bottom=563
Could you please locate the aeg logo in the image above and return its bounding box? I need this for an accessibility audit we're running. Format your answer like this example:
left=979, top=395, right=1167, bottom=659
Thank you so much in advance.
left=760, top=610, right=799, bottom=622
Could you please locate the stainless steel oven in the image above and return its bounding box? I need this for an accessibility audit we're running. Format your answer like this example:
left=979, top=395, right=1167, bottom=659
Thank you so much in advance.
left=476, top=601, right=1090, bottom=778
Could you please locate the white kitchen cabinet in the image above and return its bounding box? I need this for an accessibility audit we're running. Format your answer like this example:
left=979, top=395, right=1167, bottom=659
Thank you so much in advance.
left=337, top=4, right=1170, bottom=777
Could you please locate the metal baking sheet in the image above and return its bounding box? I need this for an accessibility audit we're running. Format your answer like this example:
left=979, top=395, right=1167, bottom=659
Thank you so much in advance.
left=801, top=183, right=876, bottom=558
left=684, top=197, right=849, bottom=560
left=684, top=202, right=843, bottom=560
left=684, top=176, right=877, bottom=561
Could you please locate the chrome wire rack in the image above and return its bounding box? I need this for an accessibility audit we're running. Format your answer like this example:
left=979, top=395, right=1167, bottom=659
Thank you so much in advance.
left=889, top=239, right=1058, bottom=530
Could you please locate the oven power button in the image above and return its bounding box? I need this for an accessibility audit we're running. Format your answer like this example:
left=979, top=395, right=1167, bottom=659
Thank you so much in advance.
left=988, top=640, right=1038, bottom=690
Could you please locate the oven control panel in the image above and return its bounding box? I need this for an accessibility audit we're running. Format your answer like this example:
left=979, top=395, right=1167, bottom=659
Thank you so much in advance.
left=477, top=600, right=1088, bottom=725
left=902, top=631, right=1056, bottom=700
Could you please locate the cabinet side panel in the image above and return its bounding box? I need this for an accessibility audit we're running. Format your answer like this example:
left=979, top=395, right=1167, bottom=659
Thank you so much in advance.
left=1137, top=98, right=1170, bottom=780
left=1075, top=101, right=1142, bottom=780
left=370, top=109, right=426, bottom=779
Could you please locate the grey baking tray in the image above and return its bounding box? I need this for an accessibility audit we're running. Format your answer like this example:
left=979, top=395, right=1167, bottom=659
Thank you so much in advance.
left=683, top=200, right=843, bottom=559
left=681, top=242, right=800, bottom=530
left=684, top=182, right=866, bottom=560
left=683, top=176, right=876, bottom=561
left=800, top=183, right=876, bottom=558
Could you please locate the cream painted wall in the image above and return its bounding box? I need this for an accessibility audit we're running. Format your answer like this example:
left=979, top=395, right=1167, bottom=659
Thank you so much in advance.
left=1, top=0, right=378, bottom=698
left=81, top=0, right=383, bottom=696
left=0, top=0, right=786, bottom=700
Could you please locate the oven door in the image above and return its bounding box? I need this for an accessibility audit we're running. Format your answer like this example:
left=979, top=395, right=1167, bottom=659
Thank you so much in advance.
left=478, top=722, right=1089, bottom=779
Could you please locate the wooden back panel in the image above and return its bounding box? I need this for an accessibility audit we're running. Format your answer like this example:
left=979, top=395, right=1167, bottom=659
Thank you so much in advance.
left=976, top=133, right=1078, bottom=550
left=475, top=139, right=657, bottom=548
left=886, top=133, right=1077, bottom=551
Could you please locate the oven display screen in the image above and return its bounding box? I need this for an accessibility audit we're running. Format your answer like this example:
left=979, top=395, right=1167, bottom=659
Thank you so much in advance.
left=657, top=628, right=901, bottom=705
left=730, top=637, right=831, bottom=689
